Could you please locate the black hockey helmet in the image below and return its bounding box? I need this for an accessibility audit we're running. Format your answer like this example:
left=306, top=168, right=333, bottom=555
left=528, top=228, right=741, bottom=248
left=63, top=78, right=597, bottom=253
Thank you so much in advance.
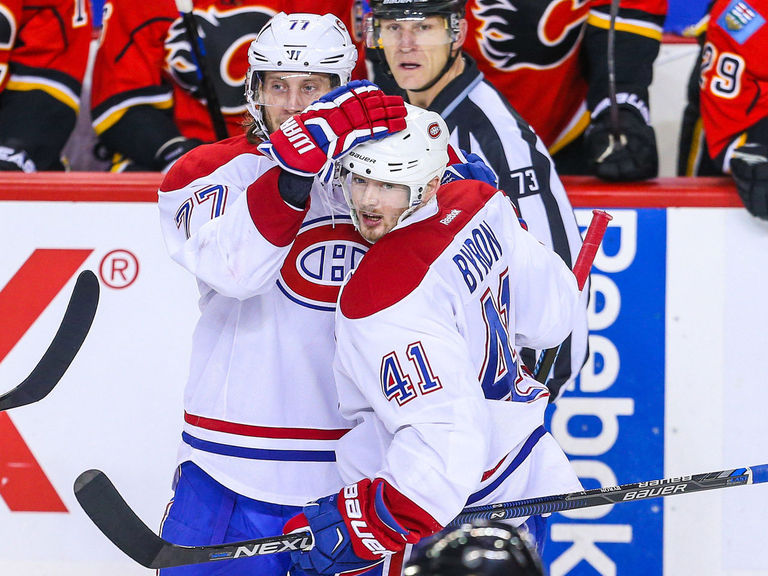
left=369, top=0, right=467, bottom=20
left=368, top=0, right=466, bottom=41
left=404, top=521, right=545, bottom=576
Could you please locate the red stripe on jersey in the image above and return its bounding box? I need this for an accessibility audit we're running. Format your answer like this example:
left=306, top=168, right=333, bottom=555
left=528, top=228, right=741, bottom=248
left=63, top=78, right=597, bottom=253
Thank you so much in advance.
left=340, top=180, right=499, bottom=319
left=481, top=454, right=508, bottom=482
left=184, top=411, right=350, bottom=440
left=159, top=135, right=260, bottom=191
left=246, top=166, right=309, bottom=247
left=591, top=0, right=666, bottom=14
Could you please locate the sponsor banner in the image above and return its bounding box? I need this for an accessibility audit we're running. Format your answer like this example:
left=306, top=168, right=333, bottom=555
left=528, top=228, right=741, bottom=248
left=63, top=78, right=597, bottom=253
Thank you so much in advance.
left=0, top=202, right=196, bottom=575
left=544, top=209, right=667, bottom=576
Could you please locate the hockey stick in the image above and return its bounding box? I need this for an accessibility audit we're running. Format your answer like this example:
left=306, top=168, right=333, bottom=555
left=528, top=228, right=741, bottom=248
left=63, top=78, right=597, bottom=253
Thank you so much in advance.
left=448, top=463, right=768, bottom=526
left=74, top=469, right=313, bottom=568
left=75, top=463, right=768, bottom=569
left=0, top=270, right=99, bottom=411
left=533, top=209, right=612, bottom=383
left=174, top=0, right=229, bottom=140
left=607, top=0, right=622, bottom=147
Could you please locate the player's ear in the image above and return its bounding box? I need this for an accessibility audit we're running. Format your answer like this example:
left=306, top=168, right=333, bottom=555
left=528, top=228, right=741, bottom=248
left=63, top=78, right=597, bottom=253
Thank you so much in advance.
left=424, top=176, right=441, bottom=203
left=455, top=18, right=468, bottom=49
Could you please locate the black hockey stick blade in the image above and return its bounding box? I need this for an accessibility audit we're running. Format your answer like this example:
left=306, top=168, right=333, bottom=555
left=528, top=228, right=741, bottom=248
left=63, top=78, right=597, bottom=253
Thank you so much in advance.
left=0, top=269, right=99, bottom=411
left=74, top=469, right=314, bottom=569
left=449, top=464, right=768, bottom=526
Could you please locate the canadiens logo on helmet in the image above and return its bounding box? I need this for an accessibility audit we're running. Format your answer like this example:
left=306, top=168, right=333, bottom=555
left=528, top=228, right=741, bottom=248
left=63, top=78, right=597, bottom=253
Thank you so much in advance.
left=278, top=219, right=368, bottom=311
left=427, top=122, right=442, bottom=138
left=472, top=0, right=589, bottom=71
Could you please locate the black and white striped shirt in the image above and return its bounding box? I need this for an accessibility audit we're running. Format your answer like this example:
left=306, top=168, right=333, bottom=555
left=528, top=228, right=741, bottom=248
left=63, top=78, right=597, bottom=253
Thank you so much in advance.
left=421, top=55, right=588, bottom=399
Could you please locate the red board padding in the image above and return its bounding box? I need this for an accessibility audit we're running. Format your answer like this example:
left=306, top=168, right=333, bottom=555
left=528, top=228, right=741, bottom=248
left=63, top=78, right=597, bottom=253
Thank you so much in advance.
left=0, top=172, right=742, bottom=208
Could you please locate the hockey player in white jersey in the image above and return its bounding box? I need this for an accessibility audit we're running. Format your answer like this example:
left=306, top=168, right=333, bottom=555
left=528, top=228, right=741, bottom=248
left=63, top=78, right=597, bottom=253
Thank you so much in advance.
left=283, top=105, right=582, bottom=576
left=366, top=0, right=588, bottom=401
left=156, top=12, right=409, bottom=576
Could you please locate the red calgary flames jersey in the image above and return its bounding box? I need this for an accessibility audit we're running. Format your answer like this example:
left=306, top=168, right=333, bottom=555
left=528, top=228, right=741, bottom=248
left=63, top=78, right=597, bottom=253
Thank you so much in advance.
left=91, top=0, right=367, bottom=143
left=0, top=0, right=91, bottom=105
left=700, top=0, right=768, bottom=159
left=462, top=0, right=666, bottom=152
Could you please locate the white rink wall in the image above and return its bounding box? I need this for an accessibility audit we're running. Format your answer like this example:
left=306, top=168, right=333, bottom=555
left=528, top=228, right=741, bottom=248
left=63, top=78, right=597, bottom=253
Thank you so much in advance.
left=0, top=196, right=766, bottom=575
left=664, top=209, right=768, bottom=575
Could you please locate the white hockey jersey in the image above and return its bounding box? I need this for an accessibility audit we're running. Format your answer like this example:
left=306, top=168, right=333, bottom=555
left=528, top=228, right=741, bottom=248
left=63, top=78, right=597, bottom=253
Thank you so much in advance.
left=333, top=180, right=583, bottom=526
left=158, top=135, right=367, bottom=505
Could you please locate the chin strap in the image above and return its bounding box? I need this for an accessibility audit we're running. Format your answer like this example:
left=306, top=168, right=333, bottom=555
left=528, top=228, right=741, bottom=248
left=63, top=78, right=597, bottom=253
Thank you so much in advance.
left=408, top=46, right=462, bottom=93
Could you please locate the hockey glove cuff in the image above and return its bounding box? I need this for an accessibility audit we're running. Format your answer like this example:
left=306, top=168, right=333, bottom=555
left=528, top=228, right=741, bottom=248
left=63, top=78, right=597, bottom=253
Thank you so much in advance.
left=585, top=101, right=658, bottom=181
left=278, top=170, right=314, bottom=209
left=284, top=478, right=442, bottom=576
left=730, top=143, right=768, bottom=220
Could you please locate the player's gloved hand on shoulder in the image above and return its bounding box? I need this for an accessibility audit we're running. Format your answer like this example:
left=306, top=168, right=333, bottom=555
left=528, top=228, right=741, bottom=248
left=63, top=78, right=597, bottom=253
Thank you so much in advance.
left=585, top=104, right=658, bottom=181
left=284, top=478, right=441, bottom=576
left=730, top=143, right=768, bottom=220
left=152, top=137, right=204, bottom=172
left=441, top=150, right=498, bottom=188
left=0, top=145, right=36, bottom=172
left=258, top=80, right=407, bottom=180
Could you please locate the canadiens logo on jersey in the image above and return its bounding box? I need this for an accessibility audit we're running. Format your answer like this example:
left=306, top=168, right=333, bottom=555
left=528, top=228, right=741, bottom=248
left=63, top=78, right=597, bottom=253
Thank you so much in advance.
left=471, top=0, right=589, bottom=71
left=165, top=6, right=274, bottom=112
left=278, top=217, right=368, bottom=311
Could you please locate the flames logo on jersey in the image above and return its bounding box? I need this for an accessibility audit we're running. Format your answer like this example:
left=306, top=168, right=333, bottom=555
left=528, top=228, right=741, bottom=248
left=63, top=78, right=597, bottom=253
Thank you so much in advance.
left=472, top=0, right=590, bottom=71
left=278, top=218, right=369, bottom=311
left=0, top=4, right=16, bottom=86
left=165, top=7, right=274, bottom=113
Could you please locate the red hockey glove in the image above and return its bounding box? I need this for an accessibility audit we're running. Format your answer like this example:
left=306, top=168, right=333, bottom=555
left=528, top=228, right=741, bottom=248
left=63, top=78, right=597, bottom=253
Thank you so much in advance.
left=258, top=80, right=407, bottom=179
left=284, top=478, right=441, bottom=576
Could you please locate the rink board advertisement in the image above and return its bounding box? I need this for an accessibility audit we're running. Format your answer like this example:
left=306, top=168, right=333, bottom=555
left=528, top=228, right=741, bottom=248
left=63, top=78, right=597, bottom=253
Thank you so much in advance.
left=544, top=210, right=667, bottom=575
left=0, top=181, right=767, bottom=576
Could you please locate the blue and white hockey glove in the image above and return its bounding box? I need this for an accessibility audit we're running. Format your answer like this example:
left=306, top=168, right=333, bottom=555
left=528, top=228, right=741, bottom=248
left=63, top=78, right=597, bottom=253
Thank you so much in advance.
left=441, top=150, right=498, bottom=188
left=284, top=478, right=441, bottom=576
left=258, top=80, right=407, bottom=179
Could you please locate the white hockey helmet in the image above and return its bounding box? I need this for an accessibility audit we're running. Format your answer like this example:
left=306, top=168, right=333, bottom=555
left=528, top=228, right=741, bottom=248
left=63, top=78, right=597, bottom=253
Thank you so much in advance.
left=245, top=12, right=358, bottom=138
left=341, top=104, right=449, bottom=226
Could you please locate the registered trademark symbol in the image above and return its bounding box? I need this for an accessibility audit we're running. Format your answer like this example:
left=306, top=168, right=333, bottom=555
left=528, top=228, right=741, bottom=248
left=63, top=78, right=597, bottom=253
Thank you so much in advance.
left=99, top=250, right=139, bottom=289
